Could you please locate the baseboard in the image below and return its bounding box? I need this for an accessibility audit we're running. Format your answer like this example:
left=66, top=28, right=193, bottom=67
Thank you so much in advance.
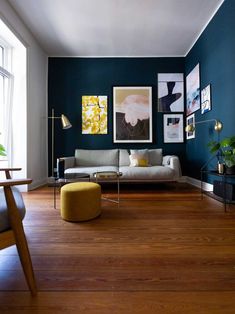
left=28, top=175, right=212, bottom=192
left=186, top=176, right=213, bottom=192
left=177, top=176, right=187, bottom=183
left=29, top=178, right=48, bottom=190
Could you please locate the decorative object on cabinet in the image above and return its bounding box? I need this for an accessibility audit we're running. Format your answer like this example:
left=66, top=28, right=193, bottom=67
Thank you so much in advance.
left=208, top=135, right=235, bottom=175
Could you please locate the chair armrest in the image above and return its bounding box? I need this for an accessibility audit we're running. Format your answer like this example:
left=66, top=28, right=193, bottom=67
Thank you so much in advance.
left=0, top=178, right=32, bottom=187
left=0, top=168, right=21, bottom=171
left=0, top=168, right=22, bottom=179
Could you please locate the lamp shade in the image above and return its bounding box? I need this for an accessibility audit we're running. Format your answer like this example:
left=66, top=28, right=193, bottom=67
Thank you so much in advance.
left=61, top=114, right=72, bottom=129
left=185, top=124, right=195, bottom=133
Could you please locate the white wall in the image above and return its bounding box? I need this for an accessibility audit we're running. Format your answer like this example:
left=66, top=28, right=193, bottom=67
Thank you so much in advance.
left=0, top=0, right=48, bottom=190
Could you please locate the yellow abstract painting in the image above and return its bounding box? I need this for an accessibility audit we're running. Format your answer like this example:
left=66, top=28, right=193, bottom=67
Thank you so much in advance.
left=82, top=96, right=108, bottom=134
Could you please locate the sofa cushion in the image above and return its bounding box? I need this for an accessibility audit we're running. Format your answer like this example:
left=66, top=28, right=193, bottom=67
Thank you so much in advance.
left=119, top=149, right=130, bottom=166
left=129, top=151, right=149, bottom=167
left=75, top=149, right=119, bottom=167
left=148, top=149, right=162, bottom=166
left=119, top=165, right=175, bottom=181
left=65, top=166, right=119, bottom=179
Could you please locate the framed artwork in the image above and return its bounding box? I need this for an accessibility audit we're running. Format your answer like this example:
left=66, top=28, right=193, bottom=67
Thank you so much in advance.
left=163, top=114, right=184, bottom=143
left=82, top=95, right=108, bottom=134
left=186, top=113, right=195, bottom=139
left=158, top=73, right=184, bottom=112
left=201, top=84, right=211, bottom=114
left=113, top=86, right=152, bottom=143
left=186, top=63, right=200, bottom=116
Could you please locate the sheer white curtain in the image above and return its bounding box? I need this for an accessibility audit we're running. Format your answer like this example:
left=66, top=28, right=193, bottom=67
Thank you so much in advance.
left=0, top=66, right=14, bottom=167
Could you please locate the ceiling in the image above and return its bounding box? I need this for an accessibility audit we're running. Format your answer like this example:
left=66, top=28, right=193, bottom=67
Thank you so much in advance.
left=7, top=0, right=224, bottom=57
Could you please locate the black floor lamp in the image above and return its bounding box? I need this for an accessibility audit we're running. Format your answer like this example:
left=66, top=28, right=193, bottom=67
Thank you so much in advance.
left=48, top=108, right=72, bottom=177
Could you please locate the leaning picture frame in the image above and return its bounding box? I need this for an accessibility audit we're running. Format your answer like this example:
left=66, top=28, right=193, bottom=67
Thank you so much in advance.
left=186, top=63, right=200, bottom=116
left=113, top=86, right=152, bottom=143
left=186, top=113, right=195, bottom=139
left=163, top=114, right=184, bottom=143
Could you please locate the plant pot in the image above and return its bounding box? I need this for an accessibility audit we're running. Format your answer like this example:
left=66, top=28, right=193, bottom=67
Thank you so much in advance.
left=225, top=165, right=235, bottom=175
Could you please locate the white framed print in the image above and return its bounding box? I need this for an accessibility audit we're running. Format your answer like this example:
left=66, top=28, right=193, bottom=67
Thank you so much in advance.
left=186, top=64, right=200, bottom=116
left=158, top=73, right=184, bottom=112
left=186, top=113, right=195, bottom=140
left=163, top=114, right=184, bottom=143
left=201, top=84, right=211, bottom=114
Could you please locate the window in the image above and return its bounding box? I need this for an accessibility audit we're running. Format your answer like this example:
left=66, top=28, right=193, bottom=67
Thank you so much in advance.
left=0, top=18, right=27, bottom=187
left=0, top=41, right=13, bottom=163
left=0, top=45, right=3, bottom=67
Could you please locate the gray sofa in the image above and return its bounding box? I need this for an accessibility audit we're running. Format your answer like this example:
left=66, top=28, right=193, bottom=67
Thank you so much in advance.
left=58, top=149, right=181, bottom=182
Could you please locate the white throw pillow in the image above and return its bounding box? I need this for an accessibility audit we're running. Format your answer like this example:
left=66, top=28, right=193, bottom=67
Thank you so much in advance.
left=129, top=149, right=149, bottom=167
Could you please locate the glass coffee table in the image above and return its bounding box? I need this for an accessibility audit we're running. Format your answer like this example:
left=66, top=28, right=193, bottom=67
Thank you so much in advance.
left=93, top=171, right=122, bottom=203
left=54, top=172, right=90, bottom=209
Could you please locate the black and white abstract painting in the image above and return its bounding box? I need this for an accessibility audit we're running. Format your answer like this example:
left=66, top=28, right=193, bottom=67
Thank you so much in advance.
left=158, top=73, right=184, bottom=112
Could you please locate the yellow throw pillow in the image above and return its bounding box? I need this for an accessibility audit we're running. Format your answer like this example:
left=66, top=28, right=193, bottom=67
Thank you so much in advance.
left=129, top=154, right=149, bottom=167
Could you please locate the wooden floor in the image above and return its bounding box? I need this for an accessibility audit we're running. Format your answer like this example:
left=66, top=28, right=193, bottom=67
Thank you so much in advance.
left=1, top=183, right=235, bottom=313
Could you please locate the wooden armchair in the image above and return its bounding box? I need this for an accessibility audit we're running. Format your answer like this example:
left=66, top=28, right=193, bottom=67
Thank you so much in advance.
left=0, top=168, right=37, bottom=295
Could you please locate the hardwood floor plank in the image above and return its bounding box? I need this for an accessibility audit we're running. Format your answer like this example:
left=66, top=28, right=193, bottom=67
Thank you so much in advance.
left=0, top=291, right=235, bottom=314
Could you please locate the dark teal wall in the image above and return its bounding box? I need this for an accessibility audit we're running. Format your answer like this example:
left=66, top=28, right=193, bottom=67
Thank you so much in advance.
left=185, top=0, right=235, bottom=180
left=48, top=57, right=185, bottom=174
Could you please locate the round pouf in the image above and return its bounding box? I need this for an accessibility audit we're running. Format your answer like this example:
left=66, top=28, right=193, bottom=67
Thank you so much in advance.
left=61, top=182, right=101, bottom=222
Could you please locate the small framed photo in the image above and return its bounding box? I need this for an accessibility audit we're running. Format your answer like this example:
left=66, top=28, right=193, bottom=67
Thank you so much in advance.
left=113, top=86, right=152, bottom=143
left=163, top=114, right=184, bottom=143
left=186, top=63, right=200, bottom=116
left=201, top=84, right=211, bottom=114
left=186, top=113, right=195, bottom=140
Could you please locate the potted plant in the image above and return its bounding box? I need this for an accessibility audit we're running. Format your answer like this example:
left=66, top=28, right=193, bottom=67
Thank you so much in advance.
left=208, top=136, right=235, bottom=174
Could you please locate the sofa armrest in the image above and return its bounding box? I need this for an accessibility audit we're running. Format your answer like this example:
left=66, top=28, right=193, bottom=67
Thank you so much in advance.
left=162, top=155, right=181, bottom=179
left=57, top=157, right=75, bottom=178
left=60, top=157, right=76, bottom=169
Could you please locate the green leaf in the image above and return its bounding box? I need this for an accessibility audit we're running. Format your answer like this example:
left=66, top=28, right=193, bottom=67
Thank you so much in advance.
left=208, top=141, right=220, bottom=154
left=0, top=144, right=6, bottom=156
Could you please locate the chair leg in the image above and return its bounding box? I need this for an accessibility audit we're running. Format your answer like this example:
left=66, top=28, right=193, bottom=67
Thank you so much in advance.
left=15, top=231, right=37, bottom=296
left=4, top=186, right=37, bottom=295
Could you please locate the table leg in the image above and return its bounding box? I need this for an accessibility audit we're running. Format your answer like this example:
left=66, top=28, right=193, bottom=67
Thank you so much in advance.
left=54, top=179, right=57, bottom=209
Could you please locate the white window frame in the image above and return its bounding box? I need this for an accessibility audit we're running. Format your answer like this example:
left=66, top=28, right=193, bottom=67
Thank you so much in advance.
left=0, top=38, right=14, bottom=165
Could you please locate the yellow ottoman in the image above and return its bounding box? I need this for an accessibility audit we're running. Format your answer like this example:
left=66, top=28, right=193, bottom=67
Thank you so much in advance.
left=61, top=182, right=101, bottom=222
